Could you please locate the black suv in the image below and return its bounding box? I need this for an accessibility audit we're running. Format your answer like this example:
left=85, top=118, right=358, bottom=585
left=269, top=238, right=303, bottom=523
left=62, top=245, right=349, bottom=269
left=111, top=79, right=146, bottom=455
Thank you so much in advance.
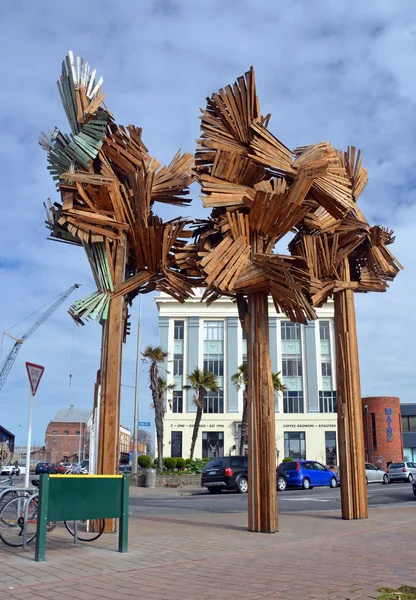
left=201, top=456, right=288, bottom=494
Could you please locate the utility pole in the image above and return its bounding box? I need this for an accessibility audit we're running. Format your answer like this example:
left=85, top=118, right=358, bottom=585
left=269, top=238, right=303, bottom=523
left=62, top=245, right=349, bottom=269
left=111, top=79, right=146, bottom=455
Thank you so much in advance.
left=132, top=295, right=143, bottom=475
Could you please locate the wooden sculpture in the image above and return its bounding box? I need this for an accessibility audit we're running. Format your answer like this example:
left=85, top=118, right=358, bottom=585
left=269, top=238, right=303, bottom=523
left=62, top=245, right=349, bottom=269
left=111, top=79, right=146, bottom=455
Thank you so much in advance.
left=40, top=53, right=401, bottom=533
left=40, top=53, right=199, bottom=510
left=192, top=68, right=401, bottom=529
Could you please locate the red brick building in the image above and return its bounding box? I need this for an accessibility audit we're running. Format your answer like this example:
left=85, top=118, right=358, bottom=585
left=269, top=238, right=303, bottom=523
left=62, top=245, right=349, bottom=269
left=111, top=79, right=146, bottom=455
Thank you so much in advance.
left=45, top=405, right=91, bottom=464
left=362, top=396, right=403, bottom=471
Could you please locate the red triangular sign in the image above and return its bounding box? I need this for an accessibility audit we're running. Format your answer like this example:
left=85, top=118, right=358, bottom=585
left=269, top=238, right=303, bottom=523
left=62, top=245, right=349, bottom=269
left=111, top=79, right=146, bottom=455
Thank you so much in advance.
left=25, top=362, right=45, bottom=396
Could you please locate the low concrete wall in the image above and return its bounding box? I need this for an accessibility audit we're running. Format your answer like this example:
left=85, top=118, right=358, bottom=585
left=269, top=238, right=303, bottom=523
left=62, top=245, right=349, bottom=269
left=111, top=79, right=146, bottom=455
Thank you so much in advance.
left=130, top=472, right=202, bottom=488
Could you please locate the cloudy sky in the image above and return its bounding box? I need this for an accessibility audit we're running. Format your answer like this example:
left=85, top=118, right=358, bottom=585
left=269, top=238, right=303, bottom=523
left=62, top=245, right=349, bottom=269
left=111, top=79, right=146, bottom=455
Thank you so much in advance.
left=1, top=0, right=415, bottom=448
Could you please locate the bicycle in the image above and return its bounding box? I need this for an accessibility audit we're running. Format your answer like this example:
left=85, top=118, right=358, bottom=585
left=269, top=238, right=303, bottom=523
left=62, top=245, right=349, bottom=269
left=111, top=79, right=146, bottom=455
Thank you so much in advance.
left=0, top=481, right=104, bottom=547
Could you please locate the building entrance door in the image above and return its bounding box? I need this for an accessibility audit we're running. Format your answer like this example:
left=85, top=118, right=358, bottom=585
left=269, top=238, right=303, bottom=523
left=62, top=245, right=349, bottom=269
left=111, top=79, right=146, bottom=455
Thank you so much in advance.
left=171, top=431, right=182, bottom=458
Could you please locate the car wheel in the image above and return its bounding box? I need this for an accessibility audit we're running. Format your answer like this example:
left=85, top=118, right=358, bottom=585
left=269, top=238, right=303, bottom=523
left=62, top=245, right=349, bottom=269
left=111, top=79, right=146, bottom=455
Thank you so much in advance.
left=413, top=487, right=416, bottom=498
left=208, top=487, right=221, bottom=494
left=329, top=477, right=337, bottom=488
left=409, top=474, right=414, bottom=483
left=237, top=477, right=248, bottom=494
left=383, top=474, right=389, bottom=485
left=277, top=476, right=287, bottom=492
left=302, top=478, right=310, bottom=490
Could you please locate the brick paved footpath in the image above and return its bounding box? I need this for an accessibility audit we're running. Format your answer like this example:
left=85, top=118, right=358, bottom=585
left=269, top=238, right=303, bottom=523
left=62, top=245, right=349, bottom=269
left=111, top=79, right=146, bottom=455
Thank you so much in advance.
left=0, top=503, right=415, bottom=600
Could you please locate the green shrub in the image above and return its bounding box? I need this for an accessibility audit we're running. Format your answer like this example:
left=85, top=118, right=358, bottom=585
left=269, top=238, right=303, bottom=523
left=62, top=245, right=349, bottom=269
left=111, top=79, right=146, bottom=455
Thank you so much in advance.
left=164, top=457, right=177, bottom=470
left=203, top=457, right=210, bottom=463
left=176, top=457, right=186, bottom=470
left=185, top=458, right=205, bottom=474
left=137, top=454, right=152, bottom=469
left=282, top=457, right=293, bottom=462
left=153, top=457, right=159, bottom=466
left=185, top=458, right=193, bottom=465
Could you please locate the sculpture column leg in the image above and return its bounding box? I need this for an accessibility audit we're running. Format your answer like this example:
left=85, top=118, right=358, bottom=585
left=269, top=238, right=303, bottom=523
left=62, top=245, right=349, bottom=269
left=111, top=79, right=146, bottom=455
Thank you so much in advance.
left=247, top=292, right=278, bottom=533
left=335, top=260, right=368, bottom=520
left=97, top=239, right=126, bottom=532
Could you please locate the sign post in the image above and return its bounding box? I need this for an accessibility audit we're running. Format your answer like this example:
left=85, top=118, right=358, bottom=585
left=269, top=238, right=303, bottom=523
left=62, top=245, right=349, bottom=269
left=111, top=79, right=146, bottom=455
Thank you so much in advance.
left=25, top=363, right=45, bottom=489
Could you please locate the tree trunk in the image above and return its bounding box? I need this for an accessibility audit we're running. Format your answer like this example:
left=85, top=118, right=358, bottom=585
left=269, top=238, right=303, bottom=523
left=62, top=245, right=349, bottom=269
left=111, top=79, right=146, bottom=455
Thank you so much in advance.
left=240, top=389, right=248, bottom=455
left=247, top=292, right=278, bottom=533
left=97, top=239, right=125, bottom=533
left=155, top=406, right=164, bottom=471
left=335, top=258, right=368, bottom=520
left=190, top=390, right=204, bottom=459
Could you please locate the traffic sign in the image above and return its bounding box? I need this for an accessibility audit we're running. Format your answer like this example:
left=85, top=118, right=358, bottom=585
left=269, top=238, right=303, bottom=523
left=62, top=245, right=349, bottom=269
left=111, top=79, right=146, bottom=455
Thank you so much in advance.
left=138, top=421, right=151, bottom=427
left=25, top=362, right=45, bottom=396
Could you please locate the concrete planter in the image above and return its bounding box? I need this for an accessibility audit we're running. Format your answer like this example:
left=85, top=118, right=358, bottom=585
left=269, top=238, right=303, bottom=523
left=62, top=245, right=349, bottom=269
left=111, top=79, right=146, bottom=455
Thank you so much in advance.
left=131, top=472, right=201, bottom=488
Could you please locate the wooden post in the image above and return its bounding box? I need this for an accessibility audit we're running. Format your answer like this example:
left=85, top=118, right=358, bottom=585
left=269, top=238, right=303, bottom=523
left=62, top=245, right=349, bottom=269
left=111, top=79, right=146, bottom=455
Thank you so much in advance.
left=247, top=292, right=278, bottom=533
left=335, top=258, right=368, bottom=520
left=97, top=239, right=126, bottom=532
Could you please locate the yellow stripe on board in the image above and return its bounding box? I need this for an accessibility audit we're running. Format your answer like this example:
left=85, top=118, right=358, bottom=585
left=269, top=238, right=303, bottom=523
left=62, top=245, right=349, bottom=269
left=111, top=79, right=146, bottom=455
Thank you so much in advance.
left=49, top=474, right=123, bottom=479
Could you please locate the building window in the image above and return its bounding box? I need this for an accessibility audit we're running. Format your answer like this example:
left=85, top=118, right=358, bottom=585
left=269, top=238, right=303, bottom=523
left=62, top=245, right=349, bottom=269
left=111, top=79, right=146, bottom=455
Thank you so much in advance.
left=319, top=391, right=337, bottom=413
left=75, top=430, right=80, bottom=435
left=203, top=321, right=224, bottom=341
left=283, top=391, right=304, bottom=413
left=52, top=430, right=58, bottom=435
left=171, top=431, right=182, bottom=458
left=202, top=431, right=224, bottom=458
left=282, top=357, right=302, bottom=377
left=52, top=438, right=57, bottom=443
left=174, top=320, right=184, bottom=340
left=321, top=361, right=332, bottom=377
left=173, top=355, right=183, bottom=376
left=319, top=321, right=330, bottom=341
left=371, top=413, right=377, bottom=451
left=63, top=430, right=69, bottom=435
left=284, top=431, right=306, bottom=460
left=325, top=431, right=337, bottom=465
left=204, top=390, right=224, bottom=414
left=402, top=416, right=416, bottom=432
left=172, top=391, right=183, bottom=413
left=203, top=355, right=224, bottom=376
left=281, top=322, right=301, bottom=340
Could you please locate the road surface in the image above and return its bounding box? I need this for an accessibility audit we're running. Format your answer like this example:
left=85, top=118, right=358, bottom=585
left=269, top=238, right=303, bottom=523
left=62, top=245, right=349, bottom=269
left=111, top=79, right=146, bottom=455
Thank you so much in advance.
left=129, top=482, right=416, bottom=516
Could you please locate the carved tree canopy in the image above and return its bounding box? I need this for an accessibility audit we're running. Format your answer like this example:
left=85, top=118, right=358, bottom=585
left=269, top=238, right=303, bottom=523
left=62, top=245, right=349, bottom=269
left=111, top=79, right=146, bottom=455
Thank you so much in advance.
left=192, top=67, right=402, bottom=323
left=40, top=52, right=201, bottom=325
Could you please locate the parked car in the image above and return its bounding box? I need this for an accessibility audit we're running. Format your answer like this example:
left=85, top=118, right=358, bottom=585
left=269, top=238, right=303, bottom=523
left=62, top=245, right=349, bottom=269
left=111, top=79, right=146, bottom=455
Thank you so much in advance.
left=49, top=463, right=66, bottom=474
left=0, top=465, right=19, bottom=476
left=35, top=462, right=50, bottom=474
left=279, top=460, right=338, bottom=489
left=387, top=461, right=416, bottom=483
left=201, top=456, right=288, bottom=494
left=365, top=463, right=389, bottom=485
left=119, top=465, right=131, bottom=474
left=413, top=479, right=416, bottom=497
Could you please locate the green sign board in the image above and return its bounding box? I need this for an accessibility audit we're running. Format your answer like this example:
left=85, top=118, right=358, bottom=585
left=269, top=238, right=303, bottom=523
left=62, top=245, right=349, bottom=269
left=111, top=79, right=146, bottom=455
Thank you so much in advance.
left=35, top=474, right=129, bottom=562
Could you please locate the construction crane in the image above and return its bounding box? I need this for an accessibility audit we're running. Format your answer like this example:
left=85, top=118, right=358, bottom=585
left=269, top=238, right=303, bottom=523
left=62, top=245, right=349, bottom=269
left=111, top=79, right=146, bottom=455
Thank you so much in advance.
left=0, top=283, right=80, bottom=393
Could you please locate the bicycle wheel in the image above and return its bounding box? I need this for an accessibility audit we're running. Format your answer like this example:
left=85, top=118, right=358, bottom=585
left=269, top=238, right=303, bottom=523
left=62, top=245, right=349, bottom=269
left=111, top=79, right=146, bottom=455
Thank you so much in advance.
left=64, top=519, right=105, bottom=542
left=0, top=496, right=38, bottom=547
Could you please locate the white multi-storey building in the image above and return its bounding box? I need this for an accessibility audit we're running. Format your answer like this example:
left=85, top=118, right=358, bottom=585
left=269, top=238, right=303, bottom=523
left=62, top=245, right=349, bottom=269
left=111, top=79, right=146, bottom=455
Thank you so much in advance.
left=156, top=291, right=338, bottom=464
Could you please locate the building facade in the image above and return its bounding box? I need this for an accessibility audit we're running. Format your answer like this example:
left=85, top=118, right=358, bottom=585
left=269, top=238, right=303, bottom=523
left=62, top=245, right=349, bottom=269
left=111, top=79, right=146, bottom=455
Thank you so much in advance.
left=401, top=403, right=416, bottom=463
left=362, top=396, right=403, bottom=471
left=156, top=291, right=338, bottom=464
left=45, top=405, right=91, bottom=464
left=0, top=425, right=15, bottom=464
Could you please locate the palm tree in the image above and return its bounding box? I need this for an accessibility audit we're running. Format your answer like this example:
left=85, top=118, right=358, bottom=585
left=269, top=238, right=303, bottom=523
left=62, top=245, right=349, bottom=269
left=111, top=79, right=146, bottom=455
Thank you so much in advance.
left=186, top=368, right=220, bottom=459
left=142, top=345, right=168, bottom=470
left=232, top=364, right=285, bottom=455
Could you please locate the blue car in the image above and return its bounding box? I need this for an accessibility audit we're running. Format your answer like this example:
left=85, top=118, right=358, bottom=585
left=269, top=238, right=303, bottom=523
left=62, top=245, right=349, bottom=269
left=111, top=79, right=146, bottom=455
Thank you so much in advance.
left=35, top=462, right=50, bottom=474
left=280, top=460, right=338, bottom=490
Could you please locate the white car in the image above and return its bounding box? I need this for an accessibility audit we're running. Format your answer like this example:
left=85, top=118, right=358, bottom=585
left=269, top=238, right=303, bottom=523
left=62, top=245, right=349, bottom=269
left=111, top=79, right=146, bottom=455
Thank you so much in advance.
left=0, top=465, right=19, bottom=476
left=365, top=462, right=389, bottom=484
